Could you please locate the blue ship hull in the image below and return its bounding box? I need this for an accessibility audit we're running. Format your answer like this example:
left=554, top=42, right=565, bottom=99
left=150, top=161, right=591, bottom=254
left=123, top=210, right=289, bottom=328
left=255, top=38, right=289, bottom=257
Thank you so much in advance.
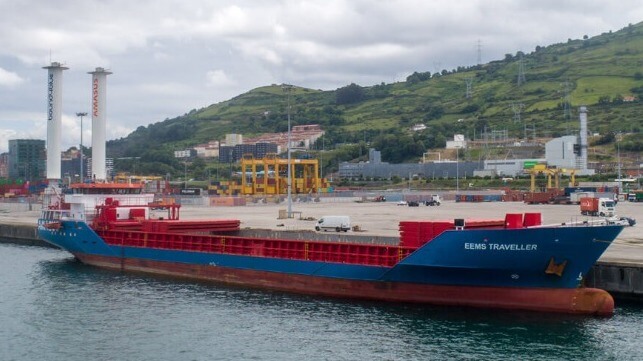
left=38, top=220, right=622, bottom=290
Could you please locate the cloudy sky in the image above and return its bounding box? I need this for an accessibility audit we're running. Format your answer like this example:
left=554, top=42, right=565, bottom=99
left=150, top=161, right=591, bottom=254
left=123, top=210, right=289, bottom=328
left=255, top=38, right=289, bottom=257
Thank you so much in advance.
left=1, top=0, right=642, bottom=153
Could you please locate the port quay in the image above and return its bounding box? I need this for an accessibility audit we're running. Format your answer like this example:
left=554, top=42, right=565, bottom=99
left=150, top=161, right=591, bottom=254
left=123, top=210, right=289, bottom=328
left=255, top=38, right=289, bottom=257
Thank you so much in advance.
left=1, top=198, right=641, bottom=302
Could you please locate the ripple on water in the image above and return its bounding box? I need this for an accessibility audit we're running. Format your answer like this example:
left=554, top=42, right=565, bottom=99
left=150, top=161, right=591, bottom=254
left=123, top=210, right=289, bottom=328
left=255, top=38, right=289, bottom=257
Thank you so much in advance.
left=1, top=243, right=642, bottom=361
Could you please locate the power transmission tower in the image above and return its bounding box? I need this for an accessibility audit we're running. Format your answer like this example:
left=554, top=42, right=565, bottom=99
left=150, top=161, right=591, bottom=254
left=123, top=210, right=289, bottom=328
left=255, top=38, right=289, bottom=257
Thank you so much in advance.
left=477, top=39, right=482, bottom=65
left=465, top=77, right=473, bottom=99
left=562, top=79, right=572, bottom=121
left=524, top=123, right=536, bottom=141
left=512, top=103, right=524, bottom=124
left=517, top=52, right=526, bottom=86
left=433, top=61, right=442, bottom=75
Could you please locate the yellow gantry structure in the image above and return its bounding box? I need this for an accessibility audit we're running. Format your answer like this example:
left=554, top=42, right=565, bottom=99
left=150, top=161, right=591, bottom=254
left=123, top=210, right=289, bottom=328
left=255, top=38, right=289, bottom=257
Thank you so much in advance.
left=528, top=164, right=577, bottom=192
left=238, top=154, right=326, bottom=195
left=113, top=173, right=164, bottom=183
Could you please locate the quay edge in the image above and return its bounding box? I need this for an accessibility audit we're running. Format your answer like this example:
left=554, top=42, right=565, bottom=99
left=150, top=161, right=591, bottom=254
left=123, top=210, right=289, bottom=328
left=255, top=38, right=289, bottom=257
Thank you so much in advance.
left=0, top=224, right=54, bottom=248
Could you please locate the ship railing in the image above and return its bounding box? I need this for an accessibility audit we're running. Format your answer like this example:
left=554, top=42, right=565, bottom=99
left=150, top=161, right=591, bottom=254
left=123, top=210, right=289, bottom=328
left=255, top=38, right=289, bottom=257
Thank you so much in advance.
left=530, top=217, right=624, bottom=229
left=82, top=208, right=96, bottom=222
left=99, top=230, right=413, bottom=267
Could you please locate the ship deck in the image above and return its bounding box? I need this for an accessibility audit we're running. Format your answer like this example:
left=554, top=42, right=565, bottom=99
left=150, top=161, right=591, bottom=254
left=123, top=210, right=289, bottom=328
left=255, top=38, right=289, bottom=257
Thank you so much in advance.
left=174, top=200, right=643, bottom=265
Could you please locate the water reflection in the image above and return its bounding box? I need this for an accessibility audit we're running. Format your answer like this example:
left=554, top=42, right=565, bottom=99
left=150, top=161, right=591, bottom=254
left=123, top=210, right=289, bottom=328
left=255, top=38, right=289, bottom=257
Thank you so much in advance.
left=4, top=245, right=640, bottom=361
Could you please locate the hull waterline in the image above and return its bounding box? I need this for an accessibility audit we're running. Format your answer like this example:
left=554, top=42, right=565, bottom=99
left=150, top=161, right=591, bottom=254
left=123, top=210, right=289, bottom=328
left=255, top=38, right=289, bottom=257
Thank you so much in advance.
left=74, top=252, right=614, bottom=316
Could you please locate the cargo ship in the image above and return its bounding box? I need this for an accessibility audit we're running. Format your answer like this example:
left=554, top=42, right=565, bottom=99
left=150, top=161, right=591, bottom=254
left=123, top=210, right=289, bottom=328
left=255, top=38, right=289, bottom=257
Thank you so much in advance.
left=37, top=183, right=627, bottom=316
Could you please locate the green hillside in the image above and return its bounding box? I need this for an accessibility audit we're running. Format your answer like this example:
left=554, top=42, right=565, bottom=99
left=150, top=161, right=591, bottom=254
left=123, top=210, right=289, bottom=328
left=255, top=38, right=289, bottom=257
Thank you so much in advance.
left=108, top=22, right=643, bottom=177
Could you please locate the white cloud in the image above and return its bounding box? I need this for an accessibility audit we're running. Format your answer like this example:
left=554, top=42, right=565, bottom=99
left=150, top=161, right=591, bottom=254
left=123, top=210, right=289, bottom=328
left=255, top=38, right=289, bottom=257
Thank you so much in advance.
left=0, top=67, right=25, bottom=86
left=0, top=0, right=642, bottom=152
left=206, top=69, right=235, bottom=88
left=0, top=128, right=18, bottom=153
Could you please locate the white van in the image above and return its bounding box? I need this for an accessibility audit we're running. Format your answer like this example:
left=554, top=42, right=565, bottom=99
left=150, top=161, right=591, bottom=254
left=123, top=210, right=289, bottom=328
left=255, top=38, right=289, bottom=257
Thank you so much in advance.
left=315, top=216, right=351, bottom=232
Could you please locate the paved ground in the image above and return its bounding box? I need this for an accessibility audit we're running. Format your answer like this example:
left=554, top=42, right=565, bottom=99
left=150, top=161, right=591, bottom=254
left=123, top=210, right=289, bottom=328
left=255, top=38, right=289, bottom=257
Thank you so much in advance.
left=2, top=200, right=641, bottom=264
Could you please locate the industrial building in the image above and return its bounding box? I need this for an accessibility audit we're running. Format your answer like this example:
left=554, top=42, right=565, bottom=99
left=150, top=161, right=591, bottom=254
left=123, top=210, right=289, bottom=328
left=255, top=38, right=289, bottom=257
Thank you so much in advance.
left=545, top=136, right=579, bottom=169
left=61, top=155, right=86, bottom=181
left=7, top=139, right=46, bottom=181
left=218, top=143, right=279, bottom=163
left=481, top=159, right=545, bottom=177
left=340, top=106, right=598, bottom=180
left=193, top=141, right=220, bottom=158
left=339, top=149, right=482, bottom=179
left=243, top=124, right=324, bottom=152
left=0, top=153, right=8, bottom=178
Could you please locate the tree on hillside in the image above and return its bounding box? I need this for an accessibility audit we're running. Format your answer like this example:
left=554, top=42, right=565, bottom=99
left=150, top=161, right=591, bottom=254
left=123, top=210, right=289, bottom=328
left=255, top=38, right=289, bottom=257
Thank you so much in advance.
left=619, top=136, right=642, bottom=151
left=336, top=83, right=365, bottom=105
left=367, top=82, right=391, bottom=98
left=406, top=71, right=431, bottom=84
left=422, top=104, right=445, bottom=121
left=372, top=132, right=426, bottom=163
left=591, top=132, right=615, bottom=146
left=187, top=157, right=207, bottom=180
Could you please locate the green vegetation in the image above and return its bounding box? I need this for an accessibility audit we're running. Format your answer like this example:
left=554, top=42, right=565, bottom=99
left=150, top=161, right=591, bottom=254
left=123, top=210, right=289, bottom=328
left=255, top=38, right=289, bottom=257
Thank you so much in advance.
left=107, top=22, right=643, bottom=180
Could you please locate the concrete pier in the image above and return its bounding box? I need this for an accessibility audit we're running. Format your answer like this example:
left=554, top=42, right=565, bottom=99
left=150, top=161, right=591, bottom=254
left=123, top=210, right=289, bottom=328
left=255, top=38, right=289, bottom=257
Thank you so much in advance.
left=586, top=262, right=643, bottom=301
left=0, top=223, right=54, bottom=248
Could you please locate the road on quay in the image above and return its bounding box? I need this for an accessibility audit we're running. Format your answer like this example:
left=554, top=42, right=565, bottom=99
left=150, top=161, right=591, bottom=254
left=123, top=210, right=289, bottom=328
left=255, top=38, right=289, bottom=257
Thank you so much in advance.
left=2, top=200, right=641, bottom=264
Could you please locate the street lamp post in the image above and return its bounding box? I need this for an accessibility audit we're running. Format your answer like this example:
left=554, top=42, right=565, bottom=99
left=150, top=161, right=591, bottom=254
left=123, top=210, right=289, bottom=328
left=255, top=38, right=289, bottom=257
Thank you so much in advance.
left=76, top=112, right=87, bottom=183
left=283, top=84, right=293, bottom=218
left=617, top=132, right=622, bottom=180
left=456, top=147, right=460, bottom=192
left=320, top=134, right=324, bottom=178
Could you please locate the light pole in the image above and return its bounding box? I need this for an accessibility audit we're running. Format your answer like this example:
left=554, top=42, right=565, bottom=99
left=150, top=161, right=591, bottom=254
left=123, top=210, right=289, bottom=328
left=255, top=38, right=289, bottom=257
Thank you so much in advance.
left=76, top=112, right=87, bottom=183
left=320, top=134, right=324, bottom=179
left=456, top=147, right=460, bottom=192
left=617, top=132, right=622, bottom=180
left=283, top=84, right=293, bottom=218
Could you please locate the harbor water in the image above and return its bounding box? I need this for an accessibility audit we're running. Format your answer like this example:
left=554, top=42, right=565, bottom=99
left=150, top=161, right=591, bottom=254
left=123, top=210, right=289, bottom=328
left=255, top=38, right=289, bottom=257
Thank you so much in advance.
left=1, top=243, right=642, bottom=361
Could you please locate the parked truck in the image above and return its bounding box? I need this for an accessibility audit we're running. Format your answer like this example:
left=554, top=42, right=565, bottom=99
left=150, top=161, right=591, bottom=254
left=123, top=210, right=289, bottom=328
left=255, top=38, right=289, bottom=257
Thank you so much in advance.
left=627, top=190, right=643, bottom=202
left=424, top=195, right=442, bottom=206
left=570, top=191, right=594, bottom=204
left=580, top=197, right=616, bottom=217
